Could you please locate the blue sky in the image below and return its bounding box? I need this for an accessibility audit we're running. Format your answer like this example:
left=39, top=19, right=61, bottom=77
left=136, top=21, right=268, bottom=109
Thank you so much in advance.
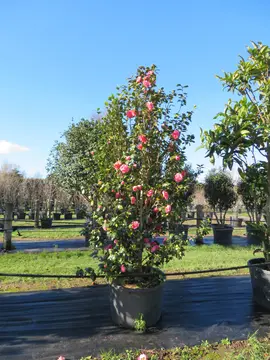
left=0, top=0, right=269, bottom=178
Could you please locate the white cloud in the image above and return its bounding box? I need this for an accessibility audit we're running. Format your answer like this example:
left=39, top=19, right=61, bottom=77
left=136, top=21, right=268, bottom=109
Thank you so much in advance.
left=0, top=140, right=29, bottom=154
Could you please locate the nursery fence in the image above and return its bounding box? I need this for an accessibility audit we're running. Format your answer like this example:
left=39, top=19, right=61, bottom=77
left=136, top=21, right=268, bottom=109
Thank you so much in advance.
left=0, top=261, right=269, bottom=280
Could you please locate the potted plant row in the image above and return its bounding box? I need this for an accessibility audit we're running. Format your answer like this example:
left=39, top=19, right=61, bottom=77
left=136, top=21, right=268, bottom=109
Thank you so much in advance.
left=201, top=41, right=270, bottom=310
left=80, top=65, right=199, bottom=328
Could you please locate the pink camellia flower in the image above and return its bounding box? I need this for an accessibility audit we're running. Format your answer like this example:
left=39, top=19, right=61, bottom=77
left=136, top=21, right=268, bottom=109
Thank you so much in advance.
left=143, top=79, right=151, bottom=88
left=174, top=171, right=185, bottom=183
left=111, top=189, right=115, bottom=193
left=137, top=185, right=142, bottom=190
left=113, top=160, right=122, bottom=170
left=165, top=204, right=172, bottom=213
left=133, top=163, right=137, bottom=168
left=138, top=354, right=148, bottom=360
left=151, top=245, right=160, bottom=253
left=146, top=102, right=154, bottom=111
left=137, top=143, right=143, bottom=150
left=126, top=109, right=137, bottom=118
left=126, top=156, right=131, bottom=161
left=120, top=264, right=126, bottom=273
left=147, top=70, right=154, bottom=76
left=136, top=76, right=142, bottom=83
left=104, top=244, right=112, bottom=250
left=120, top=164, right=130, bottom=174
left=114, top=239, right=118, bottom=244
left=147, top=189, right=154, bottom=197
left=57, top=356, right=66, bottom=360
left=175, top=155, right=181, bottom=161
left=162, top=190, right=169, bottom=201
left=131, top=221, right=140, bottom=230
left=133, top=185, right=138, bottom=191
left=143, top=238, right=150, bottom=244
left=138, top=134, right=148, bottom=144
left=131, top=196, right=136, bottom=204
left=121, top=181, right=125, bottom=185
left=172, top=129, right=180, bottom=140
left=153, top=207, right=159, bottom=213
left=115, top=192, right=121, bottom=199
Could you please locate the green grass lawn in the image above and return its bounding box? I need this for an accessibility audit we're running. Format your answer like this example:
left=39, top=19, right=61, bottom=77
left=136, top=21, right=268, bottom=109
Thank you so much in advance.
left=80, top=335, right=270, bottom=359
left=10, top=224, right=246, bottom=241
left=0, top=245, right=259, bottom=292
left=13, top=228, right=84, bottom=240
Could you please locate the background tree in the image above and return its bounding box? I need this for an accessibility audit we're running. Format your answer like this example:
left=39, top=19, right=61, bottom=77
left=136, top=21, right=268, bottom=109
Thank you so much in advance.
left=204, top=169, right=237, bottom=224
left=0, top=164, right=24, bottom=250
left=237, top=162, right=267, bottom=223
left=201, top=41, right=270, bottom=256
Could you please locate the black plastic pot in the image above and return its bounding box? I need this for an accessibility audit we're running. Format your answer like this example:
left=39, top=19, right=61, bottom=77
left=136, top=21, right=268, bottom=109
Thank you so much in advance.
left=212, top=224, right=233, bottom=245
left=248, top=258, right=270, bottom=310
left=174, top=224, right=189, bottom=240
left=64, top=212, right=73, bottom=220
left=246, top=224, right=262, bottom=246
left=40, top=218, right=52, bottom=229
left=237, top=218, right=243, bottom=227
left=53, top=213, right=61, bottom=220
left=76, top=212, right=85, bottom=219
left=110, top=278, right=164, bottom=328
left=17, top=212, right=26, bottom=220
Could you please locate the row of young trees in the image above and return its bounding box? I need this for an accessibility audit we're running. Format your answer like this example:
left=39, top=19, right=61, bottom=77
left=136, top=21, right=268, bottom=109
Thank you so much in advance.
left=0, top=164, right=89, bottom=249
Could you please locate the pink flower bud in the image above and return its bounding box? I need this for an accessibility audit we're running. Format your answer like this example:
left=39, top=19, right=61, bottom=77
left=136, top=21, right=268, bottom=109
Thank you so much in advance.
left=171, top=129, right=180, bottom=140
left=136, top=76, right=142, bottom=83
left=115, top=192, right=121, bottom=199
left=120, top=264, right=126, bottom=273
left=121, top=181, right=125, bottom=185
left=133, top=185, right=138, bottom=191
left=126, top=109, right=137, bottom=118
left=174, top=171, right=185, bottom=183
left=143, top=79, right=151, bottom=88
left=175, top=155, right=181, bottom=161
left=131, top=221, right=140, bottom=230
left=120, top=164, right=130, bottom=174
left=113, top=160, right=122, bottom=170
left=165, top=204, right=172, bottom=213
left=131, top=196, right=136, bottom=204
left=137, top=143, right=143, bottom=150
left=146, top=102, right=154, bottom=111
left=138, top=134, right=148, bottom=144
left=126, top=156, right=131, bottom=160
left=147, top=189, right=154, bottom=197
left=162, top=190, right=169, bottom=201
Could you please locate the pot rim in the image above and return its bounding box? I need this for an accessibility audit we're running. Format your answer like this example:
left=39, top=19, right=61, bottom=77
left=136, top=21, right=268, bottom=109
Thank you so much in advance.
left=111, top=280, right=164, bottom=293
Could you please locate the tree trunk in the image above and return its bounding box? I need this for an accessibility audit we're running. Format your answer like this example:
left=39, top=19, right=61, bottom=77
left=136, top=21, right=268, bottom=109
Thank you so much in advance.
left=34, top=200, right=40, bottom=228
left=265, top=147, right=270, bottom=260
left=3, top=203, right=13, bottom=251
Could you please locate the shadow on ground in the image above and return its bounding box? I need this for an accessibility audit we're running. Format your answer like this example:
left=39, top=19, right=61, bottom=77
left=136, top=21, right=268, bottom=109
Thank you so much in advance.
left=0, top=276, right=270, bottom=359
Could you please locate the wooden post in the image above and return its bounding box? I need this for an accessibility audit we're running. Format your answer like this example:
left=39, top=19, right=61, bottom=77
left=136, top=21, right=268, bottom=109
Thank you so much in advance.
left=196, top=204, right=204, bottom=228
left=3, top=203, right=13, bottom=251
left=34, top=200, right=40, bottom=228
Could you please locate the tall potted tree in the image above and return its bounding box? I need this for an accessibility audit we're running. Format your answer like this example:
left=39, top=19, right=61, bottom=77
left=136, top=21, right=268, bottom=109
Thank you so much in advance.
left=204, top=169, right=237, bottom=244
left=237, top=162, right=267, bottom=245
left=82, top=65, right=197, bottom=328
left=201, top=42, right=270, bottom=309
